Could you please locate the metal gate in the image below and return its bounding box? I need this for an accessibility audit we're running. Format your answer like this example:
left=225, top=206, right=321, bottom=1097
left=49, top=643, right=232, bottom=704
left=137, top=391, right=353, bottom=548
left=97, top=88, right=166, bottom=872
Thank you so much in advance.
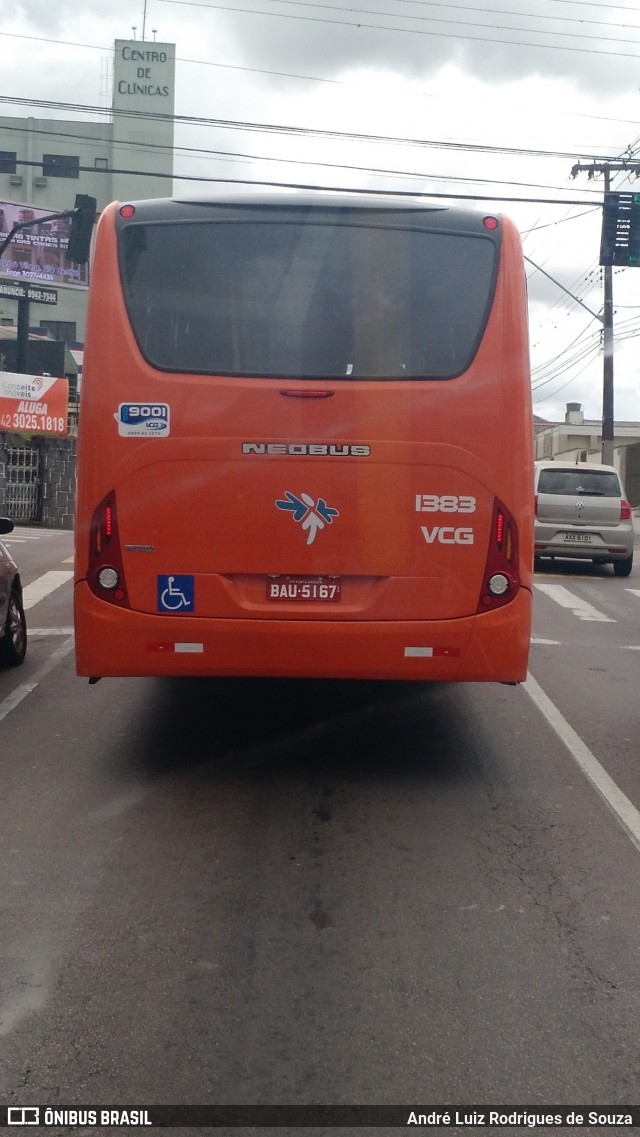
left=4, top=444, right=41, bottom=522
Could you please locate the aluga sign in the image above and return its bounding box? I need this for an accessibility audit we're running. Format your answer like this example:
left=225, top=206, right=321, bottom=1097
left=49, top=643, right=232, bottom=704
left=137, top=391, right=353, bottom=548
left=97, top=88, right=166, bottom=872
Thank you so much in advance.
left=0, top=371, right=69, bottom=436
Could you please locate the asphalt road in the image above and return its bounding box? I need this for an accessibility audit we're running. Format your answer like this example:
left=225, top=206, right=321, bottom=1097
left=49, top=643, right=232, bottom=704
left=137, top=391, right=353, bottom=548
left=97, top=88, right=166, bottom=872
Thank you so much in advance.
left=1, top=528, right=639, bottom=1136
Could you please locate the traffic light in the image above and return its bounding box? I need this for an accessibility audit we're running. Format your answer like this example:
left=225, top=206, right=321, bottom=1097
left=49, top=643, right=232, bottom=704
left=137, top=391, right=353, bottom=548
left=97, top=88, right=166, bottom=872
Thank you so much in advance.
left=600, top=192, right=640, bottom=267
left=66, top=194, right=97, bottom=264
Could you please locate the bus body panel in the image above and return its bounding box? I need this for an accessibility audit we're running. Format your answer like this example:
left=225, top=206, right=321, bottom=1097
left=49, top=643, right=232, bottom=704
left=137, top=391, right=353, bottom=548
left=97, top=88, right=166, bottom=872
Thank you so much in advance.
left=74, top=581, right=531, bottom=682
left=75, top=198, right=533, bottom=681
left=109, top=456, right=504, bottom=618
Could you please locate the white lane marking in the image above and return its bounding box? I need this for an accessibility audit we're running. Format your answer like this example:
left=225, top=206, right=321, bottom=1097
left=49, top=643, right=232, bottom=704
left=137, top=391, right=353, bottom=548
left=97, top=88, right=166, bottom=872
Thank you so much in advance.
left=21, top=571, right=74, bottom=610
left=62, top=556, right=74, bottom=564
left=532, top=636, right=640, bottom=651
left=0, top=636, right=75, bottom=726
left=28, top=627, right=75, bottom=638
left=626, top=589, right=640, bottom=599
left=534, top=583, right=615, bottom=622
left=5, top=534, right=45, bottom=542
left=11, top=528, right=65, bottom=537
left=524, top=672, right=640, bottom=855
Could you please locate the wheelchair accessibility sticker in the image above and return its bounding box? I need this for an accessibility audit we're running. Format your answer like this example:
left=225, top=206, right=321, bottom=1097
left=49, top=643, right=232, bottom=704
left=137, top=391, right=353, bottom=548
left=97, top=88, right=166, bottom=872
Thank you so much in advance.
left=115, top=403, right=170, bottom=437
left=158, top=575, right=195, bottom=613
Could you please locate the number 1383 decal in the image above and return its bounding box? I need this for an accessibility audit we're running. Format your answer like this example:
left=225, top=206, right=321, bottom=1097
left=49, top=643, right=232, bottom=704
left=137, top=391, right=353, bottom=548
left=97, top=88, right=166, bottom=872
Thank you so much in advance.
left=415, top=494, right=476, bottom=513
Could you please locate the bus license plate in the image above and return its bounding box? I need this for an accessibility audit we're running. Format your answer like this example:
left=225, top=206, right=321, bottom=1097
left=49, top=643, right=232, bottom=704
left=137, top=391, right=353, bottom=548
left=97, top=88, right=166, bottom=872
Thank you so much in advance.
left=564, top=533, right=591, bottom=543
left=267, top=576, right=341, bottom=601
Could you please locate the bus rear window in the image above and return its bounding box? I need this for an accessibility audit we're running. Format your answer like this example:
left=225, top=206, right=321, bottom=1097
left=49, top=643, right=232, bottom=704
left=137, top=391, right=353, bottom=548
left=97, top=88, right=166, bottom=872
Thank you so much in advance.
left=537, top=469, right=621, bottom=496
left=119, top=219, right=497, bottom=380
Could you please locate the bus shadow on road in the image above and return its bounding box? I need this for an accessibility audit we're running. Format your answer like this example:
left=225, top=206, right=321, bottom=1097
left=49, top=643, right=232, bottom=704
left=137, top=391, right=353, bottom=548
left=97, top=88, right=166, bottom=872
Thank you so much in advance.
left=129, top=676, right=480, bottom=787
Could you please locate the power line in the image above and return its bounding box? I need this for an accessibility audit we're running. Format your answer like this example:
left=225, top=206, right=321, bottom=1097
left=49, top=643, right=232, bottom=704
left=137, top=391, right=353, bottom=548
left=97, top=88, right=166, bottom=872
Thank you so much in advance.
left=151, top=0, right=640, bottom=38
left=0, top=158, right=601, bottom=204
left=3, top=30, right=640, bottom=141
left=156, top=0, right=640, bottom=49
left=0, top=120, right=608, bottom=196
left=248, top=0, right=640, bottom=34
left=522, top=209, right=601, bottom=234
left=156, top=0, right=640, bottom=57
left=0, top=95, right=621, bottom=168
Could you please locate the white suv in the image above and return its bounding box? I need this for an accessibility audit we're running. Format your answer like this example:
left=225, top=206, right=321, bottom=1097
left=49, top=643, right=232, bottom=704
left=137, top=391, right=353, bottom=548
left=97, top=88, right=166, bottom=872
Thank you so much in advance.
left=534, top=461, right=634, bottom=577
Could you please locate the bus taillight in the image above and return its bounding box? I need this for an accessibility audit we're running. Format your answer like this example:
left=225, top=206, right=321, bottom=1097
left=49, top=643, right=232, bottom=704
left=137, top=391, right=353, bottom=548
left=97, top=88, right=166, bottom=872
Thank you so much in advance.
left=88, top=492, right=130, bottom=607
left=477, top=498, right=520, bottom=613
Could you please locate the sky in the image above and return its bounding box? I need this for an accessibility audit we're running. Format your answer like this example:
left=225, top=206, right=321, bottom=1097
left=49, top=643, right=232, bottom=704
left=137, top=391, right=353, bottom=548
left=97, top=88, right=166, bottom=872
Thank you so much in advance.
left=3, top=0, right=640, bottom=423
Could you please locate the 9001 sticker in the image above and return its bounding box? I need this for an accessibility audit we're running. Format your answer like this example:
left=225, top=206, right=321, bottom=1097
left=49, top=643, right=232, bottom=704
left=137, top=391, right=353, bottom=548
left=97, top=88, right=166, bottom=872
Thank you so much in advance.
left=115, top=403, right=170, bottom=437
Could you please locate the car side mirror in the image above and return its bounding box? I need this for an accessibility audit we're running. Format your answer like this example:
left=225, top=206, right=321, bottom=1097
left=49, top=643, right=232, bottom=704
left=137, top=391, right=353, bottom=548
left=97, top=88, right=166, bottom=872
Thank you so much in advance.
left=0, top=518, right=15, bottom=535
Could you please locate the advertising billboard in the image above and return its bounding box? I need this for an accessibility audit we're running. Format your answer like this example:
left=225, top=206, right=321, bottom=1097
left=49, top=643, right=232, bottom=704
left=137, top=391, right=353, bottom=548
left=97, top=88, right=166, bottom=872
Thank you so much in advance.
left=0, top=371, right=69, bottom=436
left=0, top=199, right=89, bottom=288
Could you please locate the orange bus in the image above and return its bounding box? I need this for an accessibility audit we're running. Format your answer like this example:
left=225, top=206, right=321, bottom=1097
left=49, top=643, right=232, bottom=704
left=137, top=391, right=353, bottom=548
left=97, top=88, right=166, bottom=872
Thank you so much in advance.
left=74, top=194, right=533, bottom=683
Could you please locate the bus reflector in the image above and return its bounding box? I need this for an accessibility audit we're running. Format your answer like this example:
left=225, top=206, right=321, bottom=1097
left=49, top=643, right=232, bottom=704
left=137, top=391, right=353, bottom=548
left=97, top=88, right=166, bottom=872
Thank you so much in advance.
left=488, top=573, right=509, bottom=596
left=120, top=205, right=136, bottom=218
left=98, top=567, right=119, bottom=590
left=483, top=216, right=499, bottom=230
left=477, top=498, right=520, bottom=613
left=88, top=492, right=130, bottom=608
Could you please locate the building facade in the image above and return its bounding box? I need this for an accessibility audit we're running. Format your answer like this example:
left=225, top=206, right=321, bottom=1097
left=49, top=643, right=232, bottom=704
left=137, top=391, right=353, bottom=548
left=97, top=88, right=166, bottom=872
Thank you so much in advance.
left=0, top=39, right=175, bottom=350
left=534, top=403, right=640, bottom=506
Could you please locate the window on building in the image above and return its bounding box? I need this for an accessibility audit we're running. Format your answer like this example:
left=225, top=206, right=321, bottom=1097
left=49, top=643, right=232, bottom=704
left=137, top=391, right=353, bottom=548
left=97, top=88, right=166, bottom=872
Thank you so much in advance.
left=0, top=151, right=17, bottom=174
left=42, top=154, right=80, bottom=179
left=39, top=320, right=77, bottom=342
left=95, top=157, right=109, bottom=170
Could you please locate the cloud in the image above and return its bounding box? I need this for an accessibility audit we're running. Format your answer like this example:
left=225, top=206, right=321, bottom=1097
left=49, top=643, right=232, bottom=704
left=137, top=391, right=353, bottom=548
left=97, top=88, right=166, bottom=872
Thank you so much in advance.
left=202, top=0, right=640, bottom=94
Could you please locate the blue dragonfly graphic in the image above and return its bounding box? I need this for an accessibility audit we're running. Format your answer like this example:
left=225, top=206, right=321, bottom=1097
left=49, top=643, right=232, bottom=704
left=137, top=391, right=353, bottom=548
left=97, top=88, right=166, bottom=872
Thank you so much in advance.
left=275, top=492, right=339, bottom=545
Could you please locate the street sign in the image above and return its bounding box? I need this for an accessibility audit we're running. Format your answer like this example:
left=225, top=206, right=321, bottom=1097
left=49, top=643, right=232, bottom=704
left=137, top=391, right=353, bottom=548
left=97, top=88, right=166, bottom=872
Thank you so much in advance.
left=0, top=280, right=58, bottom=304
left=600, top=192, right=640, bottom=267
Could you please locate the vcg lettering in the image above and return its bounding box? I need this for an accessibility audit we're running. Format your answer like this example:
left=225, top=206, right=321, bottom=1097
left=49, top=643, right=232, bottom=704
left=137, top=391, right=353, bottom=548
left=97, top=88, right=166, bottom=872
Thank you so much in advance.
left=421, top=526, right=474, bottom=545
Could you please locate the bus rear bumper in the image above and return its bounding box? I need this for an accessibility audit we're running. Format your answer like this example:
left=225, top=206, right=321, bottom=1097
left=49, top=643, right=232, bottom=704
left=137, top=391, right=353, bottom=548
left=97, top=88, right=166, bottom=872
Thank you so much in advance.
left=74, top=583, right=531, bottom=683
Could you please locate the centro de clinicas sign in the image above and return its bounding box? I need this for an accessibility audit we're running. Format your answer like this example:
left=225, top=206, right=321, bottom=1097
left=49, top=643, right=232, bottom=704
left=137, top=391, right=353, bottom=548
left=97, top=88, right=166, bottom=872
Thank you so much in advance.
left=0, top=371, right=69, bottom=436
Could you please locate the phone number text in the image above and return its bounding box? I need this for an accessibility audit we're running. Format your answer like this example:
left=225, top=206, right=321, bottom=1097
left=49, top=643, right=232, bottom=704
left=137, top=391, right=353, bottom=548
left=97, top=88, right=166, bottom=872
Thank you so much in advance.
left=1, top=412, right=66, bottom=433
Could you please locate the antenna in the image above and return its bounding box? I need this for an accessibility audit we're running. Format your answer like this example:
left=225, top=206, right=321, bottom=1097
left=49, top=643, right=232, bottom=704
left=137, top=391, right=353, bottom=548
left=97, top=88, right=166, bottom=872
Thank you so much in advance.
left=142, top=0, right=148, bottom=40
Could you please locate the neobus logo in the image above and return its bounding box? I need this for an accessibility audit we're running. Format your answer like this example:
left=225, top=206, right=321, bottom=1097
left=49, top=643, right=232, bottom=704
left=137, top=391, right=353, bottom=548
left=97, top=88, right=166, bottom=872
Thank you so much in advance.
left=242, top=442, right=370, bottom=457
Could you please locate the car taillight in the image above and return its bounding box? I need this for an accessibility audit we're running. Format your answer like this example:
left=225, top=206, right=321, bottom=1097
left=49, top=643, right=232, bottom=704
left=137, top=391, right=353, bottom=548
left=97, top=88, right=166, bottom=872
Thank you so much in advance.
left=620, top=499, right=632, bottom=520
left=88, top=492, right=130, bottom=607
left=476, top=498, right=521, bottom=613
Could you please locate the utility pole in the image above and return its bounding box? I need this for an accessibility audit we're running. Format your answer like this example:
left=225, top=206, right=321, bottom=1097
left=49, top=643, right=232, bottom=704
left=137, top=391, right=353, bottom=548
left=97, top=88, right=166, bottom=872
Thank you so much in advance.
left=570, top=159, right=640, bottom=465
